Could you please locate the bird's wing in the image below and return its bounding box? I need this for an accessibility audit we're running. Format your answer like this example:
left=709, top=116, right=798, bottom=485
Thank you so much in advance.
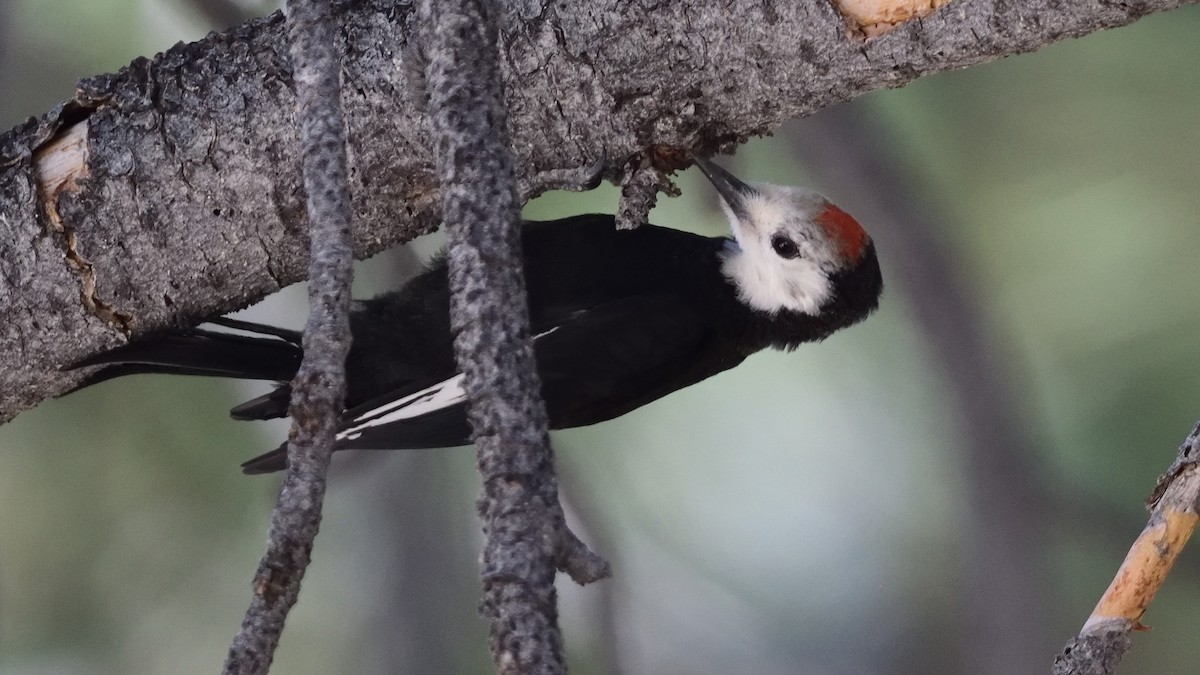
left=240, top=374, right=473, bottom=473
left=347, top=293, right=721, bottom=440
left=334, top=374, right=472, bottom=449
left=240, top=294, right=724, bottom=474
left=533, top=293, right=726, bottom=428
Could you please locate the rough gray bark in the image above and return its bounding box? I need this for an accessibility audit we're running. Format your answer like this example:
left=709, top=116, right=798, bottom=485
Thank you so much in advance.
left=1053, top=632, right=1132, bottom=675
left=419, top=0, right=607, bottom=670
left=1, top=0, right=1197, bottom=425
left=789, top=107, right=1052, bottom=674
left=222, top=0, right=354, bottom=672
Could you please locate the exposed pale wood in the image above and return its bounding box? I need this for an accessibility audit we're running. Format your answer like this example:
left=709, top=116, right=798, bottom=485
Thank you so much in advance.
left=32, top=121, right=88, bottom=199
left=833, top=0, right=956, bottom=37
left=27, top=120, right=130, bottom=328
left=1082, top=467, right=1200, bottom=632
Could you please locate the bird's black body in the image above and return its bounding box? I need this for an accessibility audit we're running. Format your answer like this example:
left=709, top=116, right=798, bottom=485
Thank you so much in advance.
left=71, top=163, right=883, bottom=474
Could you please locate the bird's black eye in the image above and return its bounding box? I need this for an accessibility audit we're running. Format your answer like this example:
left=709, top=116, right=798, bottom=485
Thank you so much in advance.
left=770, top=234, right=800, bottom=259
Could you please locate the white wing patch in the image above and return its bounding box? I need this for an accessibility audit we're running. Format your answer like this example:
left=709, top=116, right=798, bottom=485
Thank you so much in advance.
left=335, top=326, right=561, bottom=442
left=338, top=374, right=467, bottom=441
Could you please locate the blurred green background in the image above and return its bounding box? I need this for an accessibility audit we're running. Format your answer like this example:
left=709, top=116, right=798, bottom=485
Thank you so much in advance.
left=2, top=1, right=1200, bottom=673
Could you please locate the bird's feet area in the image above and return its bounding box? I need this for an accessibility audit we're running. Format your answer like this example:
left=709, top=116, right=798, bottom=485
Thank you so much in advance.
left=519, top=156, right=606, bottom=202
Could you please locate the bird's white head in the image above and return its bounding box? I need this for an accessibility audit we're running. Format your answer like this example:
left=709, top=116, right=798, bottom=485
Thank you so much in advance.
left=695, top=158, right=871, bottom=316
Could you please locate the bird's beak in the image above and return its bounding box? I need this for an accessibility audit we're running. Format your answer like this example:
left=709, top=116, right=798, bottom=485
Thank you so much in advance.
left=694, top=157, right=756, bottom=220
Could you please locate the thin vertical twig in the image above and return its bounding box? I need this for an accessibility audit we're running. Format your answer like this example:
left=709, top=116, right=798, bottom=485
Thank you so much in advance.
left=417, top=0, right=607, bottom=671
left=222, top=0, right=354, bottom=672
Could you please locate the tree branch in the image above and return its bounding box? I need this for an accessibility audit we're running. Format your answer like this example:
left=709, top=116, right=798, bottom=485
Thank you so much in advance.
left=419, top=0, right=608, bottom=671
left=1053, top=423, right=1200, bottom=675
left=2, top=0, right=1195, bottom=425
left=222, top=0, right=354, bottom=671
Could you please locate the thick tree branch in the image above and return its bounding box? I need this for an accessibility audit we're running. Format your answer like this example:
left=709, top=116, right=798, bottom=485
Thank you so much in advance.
left=1, top=0, right=1195, bottom=424
left=222, top=0, right=354, bottom=671
left=419, top=0, right=607, bottom=670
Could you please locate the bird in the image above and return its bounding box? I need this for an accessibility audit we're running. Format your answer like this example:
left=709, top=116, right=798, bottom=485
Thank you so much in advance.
left=69, top=158, right=883, bottom=474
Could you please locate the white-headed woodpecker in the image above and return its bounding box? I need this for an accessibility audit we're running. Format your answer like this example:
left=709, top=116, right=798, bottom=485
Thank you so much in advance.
left=71, top=159, right=883, bottom=473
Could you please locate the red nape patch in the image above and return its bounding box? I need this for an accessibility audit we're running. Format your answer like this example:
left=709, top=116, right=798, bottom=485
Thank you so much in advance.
left=818, top=203, right=869, bottom=261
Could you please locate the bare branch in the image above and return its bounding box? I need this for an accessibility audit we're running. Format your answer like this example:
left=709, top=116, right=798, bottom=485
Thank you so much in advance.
left=419, top=0, right=608, bottom=669
left=222, top=0, right=354, bottom=671
left=1053, top=423, right=1200, bottom=675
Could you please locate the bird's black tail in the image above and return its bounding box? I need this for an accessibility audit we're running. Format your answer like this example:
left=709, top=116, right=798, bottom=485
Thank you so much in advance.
left=69, top=318, right=307, bottom=475
left=69, top=318, right=303, bottom=398
left=240, top=446, right=290, bottom=475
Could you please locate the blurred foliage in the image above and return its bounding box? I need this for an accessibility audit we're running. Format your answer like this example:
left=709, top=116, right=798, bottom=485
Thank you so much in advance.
left=2, top=2, right=1200, bottom=673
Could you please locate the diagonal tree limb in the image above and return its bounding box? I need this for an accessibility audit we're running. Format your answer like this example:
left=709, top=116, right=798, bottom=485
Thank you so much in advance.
left=1053, top=423, right=1200, bottom=675
left=222, top=0, right=354, bottom=671
left=2, top=0, right=1197, bottom=426
left=418, top=0, right=608, bottom=671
